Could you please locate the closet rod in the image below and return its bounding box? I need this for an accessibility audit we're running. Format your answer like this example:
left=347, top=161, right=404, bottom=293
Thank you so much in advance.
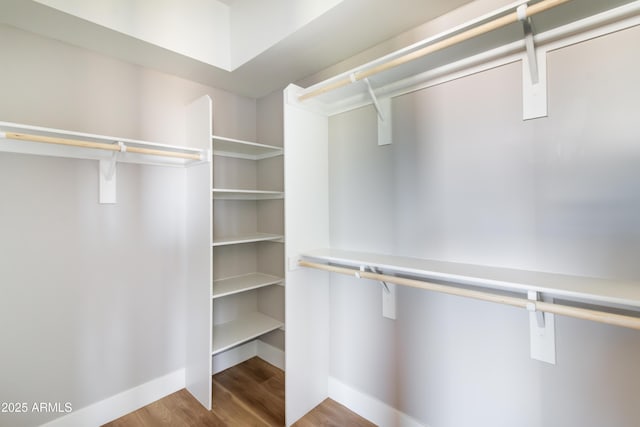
left=1, top=131, right=202, bottom=161
left=298, top=260, right=640, bottom=331
left=298, top=0, right=571, bottom=101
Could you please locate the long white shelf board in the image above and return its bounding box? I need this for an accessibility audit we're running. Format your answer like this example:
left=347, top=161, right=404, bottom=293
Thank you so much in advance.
left=212, top=188, right=284, bottom=200
left=212, top=233, right=284, bottom=247
left=212, top=135, right=283, bottom=160
left=0, top=121, right=206, bottom=167
left=301, top=248, right=640, bottom=311
left=212, top=312, right=284, bottom=355
left=212, top=273, right=284, bottom=299
left=292, top=1, right=640, bottom=117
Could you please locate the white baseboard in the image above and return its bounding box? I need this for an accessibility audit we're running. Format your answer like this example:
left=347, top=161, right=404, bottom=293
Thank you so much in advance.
left=212, top=341, right=258, bottom=374
left=212, top=339, right=285, bottom=374
left=257, top=340, right=285, bottom=371
left=328, top=377, right=426, bottom=427
left=40, top=369, right=185, bottom=427
left=39, top=341, right=285, bottom=427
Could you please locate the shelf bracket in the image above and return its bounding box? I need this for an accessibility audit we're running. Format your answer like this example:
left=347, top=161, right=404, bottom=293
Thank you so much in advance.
left=527, top=290, right=556, bottom=364
left=360, top=265, right=396, bottom=320
left=99, top=141, right=125, bottom=204
left=518, top=4, right=547, bottom=120
left=356, top=74, right=392, bottom=146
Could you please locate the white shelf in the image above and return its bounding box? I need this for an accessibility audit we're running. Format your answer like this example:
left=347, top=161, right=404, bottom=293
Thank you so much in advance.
left=212, top=273, right=283, bottom=299
left=212, top=312, right=284, bottom=355
left=212, top=188, right=284, bottom=200
left=293, top=1, right=640, bottom=117
left=0, top=121, right=207, bottom=167
left=212, top=233, right=284, bottom=247
left=212, top=135, right=283, bottom=160
left=302, top=248, right=640, bottom=311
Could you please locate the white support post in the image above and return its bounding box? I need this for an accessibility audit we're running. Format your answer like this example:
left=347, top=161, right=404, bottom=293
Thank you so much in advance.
left=99, top=142, right=125, bottom=204
left=382, top=282, right=397, bottom=320
left=527, top=290, right=556, bottom=364
left=99, top=158, right=117, bottom=204
left=519, top=4, right=548, bottom=120
left=377, top=98, right=392, bottom=146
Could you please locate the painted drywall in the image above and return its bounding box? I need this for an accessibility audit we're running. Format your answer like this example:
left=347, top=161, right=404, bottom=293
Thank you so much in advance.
left=327, top=25, right=640, bottom=427
left=33, top=0, right=232, bottom=69
left=0, top=24, right=256, bottom=427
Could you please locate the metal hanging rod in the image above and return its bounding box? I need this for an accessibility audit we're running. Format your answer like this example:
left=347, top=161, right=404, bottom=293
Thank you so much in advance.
left=298, top=0, right=572, bottom=102
left=1, top=131, right=203, bottom=161
left=298, top=259, right=640, bottom=331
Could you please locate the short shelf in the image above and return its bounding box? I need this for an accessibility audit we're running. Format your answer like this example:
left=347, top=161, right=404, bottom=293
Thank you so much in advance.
left=212, top=188, right=284, bottom=200
left=212, top=135, right=283, bottom=160
left=211, top=312, right=284, bottom=355
left=212, top=273, right=284, bottom=299
left=212, top=233, right=284, bottom=247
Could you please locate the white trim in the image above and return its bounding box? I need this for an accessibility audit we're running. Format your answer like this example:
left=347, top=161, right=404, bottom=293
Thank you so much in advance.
left=328, top=377, right=427, bottom=427
left=212, top=340, right=258, bottom=374
left=257, top=340, right=286, bottom=371
left=211, top=339, right=286, bottom=374
left=40, top=369, right=185, bottom=427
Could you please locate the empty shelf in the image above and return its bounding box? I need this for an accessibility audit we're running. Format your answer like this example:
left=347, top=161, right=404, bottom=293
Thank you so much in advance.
left=212, top=273, right=284, bottom=299
left=302, top=248, right=640, bottom=310
left=212, top=188, right=284, bottom=200
left=212, top=135, right=283, bottom=160
left=212, top=233, right=284, bottom=246
left=212, top=312, right=284, bottom=355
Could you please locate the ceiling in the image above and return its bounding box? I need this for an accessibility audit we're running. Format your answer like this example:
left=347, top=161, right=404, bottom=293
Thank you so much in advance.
left=0, top=0, right=474, bottom=98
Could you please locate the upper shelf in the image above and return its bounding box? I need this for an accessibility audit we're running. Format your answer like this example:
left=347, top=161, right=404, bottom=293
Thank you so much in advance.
left=292, top=0, right=640, bottom=116
left=301, top=248, right=640, bottom=311
left=212, top=188, right=284, bottom=200
left=213, top=232, right=284, bottom=247
left=0, top=121, right=208, bottom=167
left=212, top=135, right=283, bottom=160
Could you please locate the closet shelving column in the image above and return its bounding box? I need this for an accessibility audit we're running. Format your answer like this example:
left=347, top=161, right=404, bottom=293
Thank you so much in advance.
left=210, top=135, right=285, bottom=359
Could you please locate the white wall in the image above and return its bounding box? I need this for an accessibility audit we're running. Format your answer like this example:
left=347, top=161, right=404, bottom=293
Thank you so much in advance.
left=327, top=25, right=640, bottom=427
left=0, top=24, right=256, bottom=427
left=34, top=0, right=232, bottom=69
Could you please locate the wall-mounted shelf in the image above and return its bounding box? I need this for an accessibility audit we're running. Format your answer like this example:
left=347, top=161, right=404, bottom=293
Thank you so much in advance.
left=212, top=273, right=284, bottom=299
left=0, top=121, right=207, bottom=167
left=211, top=311, right=284, bottom=355
left=292, top=0, right=640, bottom=118
left=0, top=120, right=209, bottom=204
left=212, top=233, right=284, bottom=247
left=301, top=248, right=640, bottom=310
left=212, top=188, right=284, bottom=200
left=299, top=248, right=640, bottom=365
left=212, top=135, right=283, bottom=160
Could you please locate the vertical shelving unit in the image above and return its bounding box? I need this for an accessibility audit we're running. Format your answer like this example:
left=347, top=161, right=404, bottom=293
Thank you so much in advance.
left=210, top=134, right=285, bottom=366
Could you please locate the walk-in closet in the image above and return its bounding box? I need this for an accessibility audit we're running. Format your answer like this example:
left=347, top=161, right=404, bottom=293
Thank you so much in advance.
left=1, top=1, right=640, bottom=426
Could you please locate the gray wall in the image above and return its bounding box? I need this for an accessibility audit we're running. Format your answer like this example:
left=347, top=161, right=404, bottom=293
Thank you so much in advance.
left=328, top=26, right=640, bottom=427
left=0, top=24, right=256, bottom=427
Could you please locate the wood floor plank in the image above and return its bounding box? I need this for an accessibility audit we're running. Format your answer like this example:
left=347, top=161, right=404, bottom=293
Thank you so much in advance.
left=291, top=398, right=376, bottom=427
left=102, top=357, right=373, bottom=427
left=211, top=380, right=271, bottom=426
left=213, top=359, right=285, bottom=426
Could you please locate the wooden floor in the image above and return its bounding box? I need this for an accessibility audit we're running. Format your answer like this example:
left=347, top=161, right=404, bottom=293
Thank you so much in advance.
left=102, top=357, right=375, bottom=427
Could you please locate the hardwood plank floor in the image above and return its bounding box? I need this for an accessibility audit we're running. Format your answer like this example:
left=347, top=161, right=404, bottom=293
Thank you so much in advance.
left=291, top=399, right=376, bottom=427
left=102, top=357, right=373, bottom=427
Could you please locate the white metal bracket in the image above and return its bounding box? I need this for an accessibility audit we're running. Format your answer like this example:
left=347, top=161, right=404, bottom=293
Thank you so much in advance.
left=518, top=4, right=547, bottom=120
left=356, top=74, right=392, bottom=145
left=356, top=265, right=396, bottom=320
left=99, top=141, right=125, bottom=204
left=527, top=290, right=556, bottom=364
left=377, top=98, right=392, bottom=146
left=369, top=266, right=396, bottom=320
